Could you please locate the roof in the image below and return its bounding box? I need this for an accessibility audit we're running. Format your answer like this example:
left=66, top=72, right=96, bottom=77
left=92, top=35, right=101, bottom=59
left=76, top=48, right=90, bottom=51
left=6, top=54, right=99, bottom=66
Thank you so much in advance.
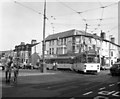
left=45, top=29, right=102, bottom=41
left=45, top=29, right=120, bottom=47
left=45, top=29, right=76, bottom=41
left=15, top=42, right=40, bottom=48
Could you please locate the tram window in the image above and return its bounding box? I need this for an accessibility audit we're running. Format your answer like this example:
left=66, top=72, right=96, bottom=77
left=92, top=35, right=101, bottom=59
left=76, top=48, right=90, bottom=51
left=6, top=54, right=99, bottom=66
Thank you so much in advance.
left=88, top=57, right=93, bottom=63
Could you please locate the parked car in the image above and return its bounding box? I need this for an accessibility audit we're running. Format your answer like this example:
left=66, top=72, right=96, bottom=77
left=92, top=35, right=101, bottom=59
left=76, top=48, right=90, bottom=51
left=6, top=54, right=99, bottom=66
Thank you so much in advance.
left=110, top=62, right=120, bottom=76
left=25, top=63, right=32, bottom=69
left=33, top=65, right=39, bottom=69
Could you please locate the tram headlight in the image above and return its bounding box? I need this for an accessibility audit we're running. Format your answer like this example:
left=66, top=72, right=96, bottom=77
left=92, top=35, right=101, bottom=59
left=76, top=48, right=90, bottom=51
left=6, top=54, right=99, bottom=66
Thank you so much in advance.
left=84, top=65, right=86, bottom=69
left=97, top=65, right=99, bottom=69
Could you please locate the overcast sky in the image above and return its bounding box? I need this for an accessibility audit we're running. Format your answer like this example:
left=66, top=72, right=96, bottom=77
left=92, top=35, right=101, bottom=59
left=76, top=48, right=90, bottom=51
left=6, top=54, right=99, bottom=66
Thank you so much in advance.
left=0, top=0, right=118, bottom=55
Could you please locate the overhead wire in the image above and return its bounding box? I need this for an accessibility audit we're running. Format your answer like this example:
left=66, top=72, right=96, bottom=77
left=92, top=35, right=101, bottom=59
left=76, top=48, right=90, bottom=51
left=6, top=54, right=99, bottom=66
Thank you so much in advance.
left=56, top=0, right=117, bottom=34
left=56, top=0, right=87, bottom=24
left=15, top=0, right=118, bottom=35
left=14, top=1, right=42, bottom=15
left=91, top=2, right=117, bottom=33
left=14, top=0, right=56, bottom=34
left=83, top=17, right=117, bottom=22
left=106, top=25, right=118, bottom=33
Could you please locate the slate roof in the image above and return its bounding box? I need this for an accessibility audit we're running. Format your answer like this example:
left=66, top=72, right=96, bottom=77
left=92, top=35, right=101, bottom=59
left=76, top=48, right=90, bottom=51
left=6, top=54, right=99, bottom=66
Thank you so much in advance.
left=45, top=29, right=76, bottom=41
left=45, top=29, right=120, bottom=47
left=45, top=29, right=102, bottom=41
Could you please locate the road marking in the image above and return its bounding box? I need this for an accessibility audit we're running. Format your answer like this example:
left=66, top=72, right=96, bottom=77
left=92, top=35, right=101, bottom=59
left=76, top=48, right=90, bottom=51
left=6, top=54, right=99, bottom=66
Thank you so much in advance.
left=99, top=87, right=106, bottom=90
left=112, top=91, right=120, bottom=97
left=83, top=91, right=93, bottom=95
left=94, top=96, right=109, bottom=99
left=98, top=91, right=115, bottom=95
left=117, top=82, right=120, bottom=84
left=109, top=84, right=115, bottom=87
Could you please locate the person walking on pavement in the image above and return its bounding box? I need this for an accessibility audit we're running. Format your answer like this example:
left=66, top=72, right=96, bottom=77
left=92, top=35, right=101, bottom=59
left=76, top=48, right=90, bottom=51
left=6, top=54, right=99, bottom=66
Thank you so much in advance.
left=53, top=62, right=55, bottom=70
left=12, top=58, right=19, bottom=84
left=53, top=62, right=58, bottom=71
left=5, top=56, right=13, bottom=83
left=55, top=62, right=58, bottom=71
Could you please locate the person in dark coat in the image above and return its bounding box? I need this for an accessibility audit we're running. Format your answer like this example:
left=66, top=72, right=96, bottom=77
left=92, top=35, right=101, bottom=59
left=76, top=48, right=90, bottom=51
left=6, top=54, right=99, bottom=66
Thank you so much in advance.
left=12, top=58, right=19, bottom=83
left=5, top=56, right=13, bottom=83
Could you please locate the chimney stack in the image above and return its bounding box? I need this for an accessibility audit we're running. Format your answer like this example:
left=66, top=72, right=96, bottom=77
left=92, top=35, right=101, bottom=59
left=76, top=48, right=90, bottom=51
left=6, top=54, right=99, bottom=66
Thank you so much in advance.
left=100, top=30, right=106, bottom=39
left=111, top=37, right=115, bottom=43
left=31, top=40, right=37, bottom=53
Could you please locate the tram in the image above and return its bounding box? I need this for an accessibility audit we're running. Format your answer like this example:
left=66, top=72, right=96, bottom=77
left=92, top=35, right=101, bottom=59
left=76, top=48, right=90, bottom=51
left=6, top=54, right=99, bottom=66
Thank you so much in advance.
left=45, top=51, right=100, bottom=73
left=72, top=51, right=100, bottom=73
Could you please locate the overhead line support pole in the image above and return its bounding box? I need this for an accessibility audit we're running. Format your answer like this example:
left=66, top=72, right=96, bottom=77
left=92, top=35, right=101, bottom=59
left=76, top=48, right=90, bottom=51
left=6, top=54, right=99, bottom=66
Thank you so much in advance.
left=42, top=0, right=46, bottom=73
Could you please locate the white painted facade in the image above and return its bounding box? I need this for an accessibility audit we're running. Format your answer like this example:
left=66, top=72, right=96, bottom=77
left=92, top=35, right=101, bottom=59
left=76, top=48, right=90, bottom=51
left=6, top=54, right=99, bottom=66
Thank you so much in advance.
left=45, top=30, right=119, bottom=67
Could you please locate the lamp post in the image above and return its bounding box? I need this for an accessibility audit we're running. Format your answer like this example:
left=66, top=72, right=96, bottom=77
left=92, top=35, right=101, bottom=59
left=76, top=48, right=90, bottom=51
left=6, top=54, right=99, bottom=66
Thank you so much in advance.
left=42, top=0, right=46, bottom=73
left=85, top=23, right=88, bottom=62
left=109, top=35, right=112, bottom=67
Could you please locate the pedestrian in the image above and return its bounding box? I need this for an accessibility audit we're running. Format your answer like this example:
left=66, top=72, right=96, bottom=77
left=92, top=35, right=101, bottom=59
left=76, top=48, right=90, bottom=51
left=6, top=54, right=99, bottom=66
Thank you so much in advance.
left=5, top=56, right=13, bottom=83
left=53, top=62, right=55, bottom=70
left=12, top=58, right=19, bottom=84
left=55, top=62, right=58, bottom=71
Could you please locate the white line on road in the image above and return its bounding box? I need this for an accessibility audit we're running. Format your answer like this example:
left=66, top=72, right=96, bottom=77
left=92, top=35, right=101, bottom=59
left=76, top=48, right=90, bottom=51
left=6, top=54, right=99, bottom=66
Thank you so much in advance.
left=83, top=91, right=93, bottom=96
left=109, top=84, right=115, bottom=87
left=99, top=87, right=106, bottom=90
left=98, top=91, right=115, bottom=95
left=117, top=82, right=120, bottom=84
left=112, top=91, right=120, bottom=97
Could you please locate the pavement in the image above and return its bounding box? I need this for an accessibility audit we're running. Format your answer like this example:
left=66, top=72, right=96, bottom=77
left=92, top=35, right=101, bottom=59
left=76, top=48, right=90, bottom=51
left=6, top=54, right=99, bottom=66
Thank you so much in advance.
left=1, top=69, right=83, bottom=85
left=1, top=69, right=56, bottom=77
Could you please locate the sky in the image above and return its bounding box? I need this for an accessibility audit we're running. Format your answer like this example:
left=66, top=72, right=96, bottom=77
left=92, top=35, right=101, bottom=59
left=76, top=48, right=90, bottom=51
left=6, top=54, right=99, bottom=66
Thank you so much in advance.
left=0, top=0, right=119, bottom=55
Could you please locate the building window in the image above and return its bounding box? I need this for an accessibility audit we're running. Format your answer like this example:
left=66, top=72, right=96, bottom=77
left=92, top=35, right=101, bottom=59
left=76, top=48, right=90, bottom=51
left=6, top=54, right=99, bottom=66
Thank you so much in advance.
left=64, top=38, right=66, bottom=45
left=64, top=47, right=67, bottom=54
left=52, top=40, right=54, bottom=45
left=57, top=40, right=59, bottom=45
left=93, top=45, right=95, bottom=50
left=111, top=60, right=113, bottom=66
left=61, top=39, right=63, bottom=45
left=73, top=37, right=75, bottom=44
left=73, top=46, right=75, bottom=52
left=49, top=48, right=51, bottom=55
left=52, top=48, right=54, bottom=54
left=76, top=37, right=80, bottom=44
left=49, top=41, right=51, bottom=46
left=111, top=51, right=113, bottom=57
left=89, top=47, right=91, bottom=51
left=89, top=38, right=91, bottom=43
left=56, top=48, right=58, bottom=54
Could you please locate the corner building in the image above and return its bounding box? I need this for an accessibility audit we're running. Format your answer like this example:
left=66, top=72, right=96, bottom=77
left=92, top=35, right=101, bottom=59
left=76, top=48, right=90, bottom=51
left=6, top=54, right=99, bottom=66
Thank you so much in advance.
left=45, top=29, right=120, bottom=67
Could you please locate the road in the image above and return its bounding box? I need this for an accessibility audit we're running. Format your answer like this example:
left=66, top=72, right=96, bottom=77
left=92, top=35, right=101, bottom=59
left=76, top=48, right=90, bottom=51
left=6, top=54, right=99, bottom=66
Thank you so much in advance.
left=1, top=69, right=120, bottom=99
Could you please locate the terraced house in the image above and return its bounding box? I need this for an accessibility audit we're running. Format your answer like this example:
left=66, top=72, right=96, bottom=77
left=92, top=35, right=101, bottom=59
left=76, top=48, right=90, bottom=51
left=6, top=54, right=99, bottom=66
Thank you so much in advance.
left=45, top=29, right=120, bottom=67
